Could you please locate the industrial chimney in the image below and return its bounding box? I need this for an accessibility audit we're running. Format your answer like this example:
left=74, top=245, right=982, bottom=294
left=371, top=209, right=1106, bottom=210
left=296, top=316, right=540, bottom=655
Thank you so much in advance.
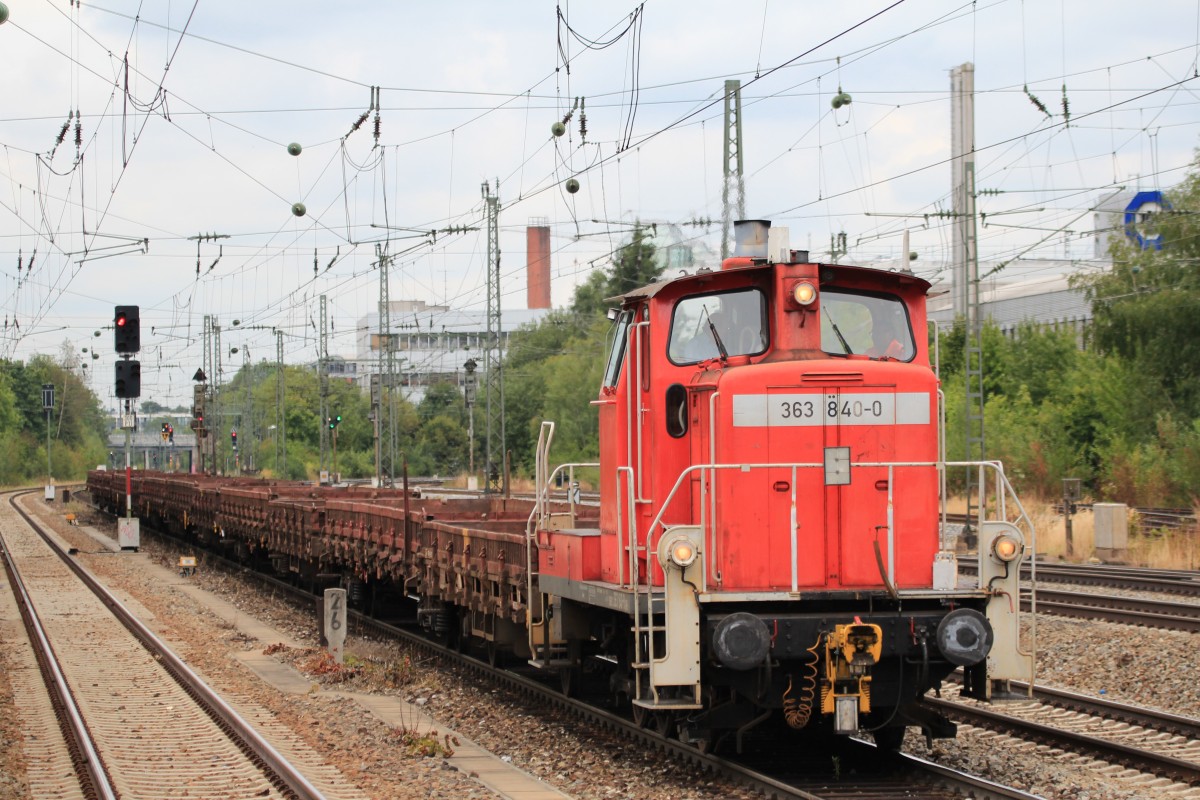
left=526, top=219, right=551, bottom=309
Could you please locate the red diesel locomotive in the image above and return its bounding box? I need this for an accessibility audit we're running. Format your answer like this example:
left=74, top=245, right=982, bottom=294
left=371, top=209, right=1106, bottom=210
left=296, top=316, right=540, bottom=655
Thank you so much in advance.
left=89, top=219, right=1035, bottom=752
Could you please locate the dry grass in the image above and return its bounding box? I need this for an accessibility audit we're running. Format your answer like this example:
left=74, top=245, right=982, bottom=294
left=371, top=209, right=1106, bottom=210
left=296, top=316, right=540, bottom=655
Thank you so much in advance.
left=1018, top=499, right=1200, bottom=569
left=1126, top=522, right=1200, bottom=571
left=440, top=471, right=604, bottom=494
left=1024, top=501, right=1094, bottom=561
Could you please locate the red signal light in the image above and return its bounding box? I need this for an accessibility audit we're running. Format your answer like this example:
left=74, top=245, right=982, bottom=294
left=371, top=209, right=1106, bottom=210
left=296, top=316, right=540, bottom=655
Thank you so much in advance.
left=113, top=306, right=140, bottom=352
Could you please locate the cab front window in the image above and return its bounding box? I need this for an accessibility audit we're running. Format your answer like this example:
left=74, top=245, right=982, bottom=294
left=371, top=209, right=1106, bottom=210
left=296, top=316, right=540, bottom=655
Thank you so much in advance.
left=668, top=288, right=769, bottom=365
left=819, top=289, right=914, bottom=361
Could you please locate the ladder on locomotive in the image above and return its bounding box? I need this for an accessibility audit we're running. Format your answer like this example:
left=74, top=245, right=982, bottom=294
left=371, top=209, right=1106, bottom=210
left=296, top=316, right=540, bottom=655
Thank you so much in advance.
left=626, top=471, right=701, bottom=713
left=526, top=421, right=583, bottom=670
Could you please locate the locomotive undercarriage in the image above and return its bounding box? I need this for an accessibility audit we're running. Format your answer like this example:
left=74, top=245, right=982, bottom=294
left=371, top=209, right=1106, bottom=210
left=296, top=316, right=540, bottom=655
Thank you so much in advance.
left=549, top=597, right=973, bottom=752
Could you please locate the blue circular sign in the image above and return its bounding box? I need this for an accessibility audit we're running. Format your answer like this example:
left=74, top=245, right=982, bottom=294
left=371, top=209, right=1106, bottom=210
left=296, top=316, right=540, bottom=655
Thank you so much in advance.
left=1124, top=190, right=1169, bottom=250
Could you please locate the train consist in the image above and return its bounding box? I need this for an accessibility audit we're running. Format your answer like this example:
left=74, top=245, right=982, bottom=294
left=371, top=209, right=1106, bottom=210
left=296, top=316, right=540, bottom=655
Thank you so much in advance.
left=89, top=220, right=1036, bottom=752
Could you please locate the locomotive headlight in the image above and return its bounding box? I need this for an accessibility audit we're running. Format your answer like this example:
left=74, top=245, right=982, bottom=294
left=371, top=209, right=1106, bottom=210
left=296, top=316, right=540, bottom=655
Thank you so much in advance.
left=991, top=533, right=1023, bottom=563
left=669, top=538, right=697, bottom=567
left=660, top=534, right=699, bottom=569
left=792, top=281, right=817, bottom=305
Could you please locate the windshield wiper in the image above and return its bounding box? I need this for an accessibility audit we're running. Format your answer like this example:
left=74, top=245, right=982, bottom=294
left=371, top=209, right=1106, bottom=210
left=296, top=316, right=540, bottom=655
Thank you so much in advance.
left=823, top=307, right=852, bottom=355
left=704, top=309, right=729, bottom=361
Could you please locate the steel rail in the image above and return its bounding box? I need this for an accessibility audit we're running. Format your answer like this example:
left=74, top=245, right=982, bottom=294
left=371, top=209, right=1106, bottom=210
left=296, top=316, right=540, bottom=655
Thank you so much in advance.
left=959, top=560, right=1200, bottom=597
left=925, top=695, right=1200, bottom=785
left=1022, top=588, right=1200, bottom=632
left=947, top=672, right=1200, bottom=740
left=10, top=492, right=328, bottom=800
left=0, top=489, right=117, bottom=800
left=1016, top=681, right=1200, bottom=740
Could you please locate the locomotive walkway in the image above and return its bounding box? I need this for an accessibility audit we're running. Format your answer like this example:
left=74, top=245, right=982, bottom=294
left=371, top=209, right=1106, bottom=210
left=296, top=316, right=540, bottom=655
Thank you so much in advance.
left=70, top=515, right=572, bottom=800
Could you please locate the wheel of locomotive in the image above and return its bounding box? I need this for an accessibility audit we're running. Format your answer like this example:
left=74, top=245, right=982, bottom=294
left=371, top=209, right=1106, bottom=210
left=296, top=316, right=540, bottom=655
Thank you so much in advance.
left=631, top=705, right=651, bottom=729
left=438, top=609, right=462, bottom=651
left=559, top=664, right=583, bottom=697
left=485, top=639, right=500, bottom=668
left=871, top=725, right=906, bottom=752
left=559, top=639, right=584, bottom=697
left=652, top=711, right=677, bottom=739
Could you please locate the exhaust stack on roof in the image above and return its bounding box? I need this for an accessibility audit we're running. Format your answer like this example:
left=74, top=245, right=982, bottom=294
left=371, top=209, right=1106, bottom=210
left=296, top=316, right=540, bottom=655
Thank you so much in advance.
left=732, top=219, right=771, bottom=259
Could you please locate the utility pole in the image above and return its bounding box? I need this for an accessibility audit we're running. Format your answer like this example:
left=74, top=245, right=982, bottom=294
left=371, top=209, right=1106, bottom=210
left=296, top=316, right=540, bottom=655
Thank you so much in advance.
left=319, top=294, right=330, bottom=481
left=721, top=79, right=746, bottom=261
left=214, top=322, right=223, bottom=475
left=371, top=373, right=382, bottom=483
left=331, top=420, right=339, bottom=479
left=829, top=231, right=848, bottom=263
left=275, top=330, right=286, bottom=476
left=952, top=62, right=985, bottom=547
left=482, top=180, right=506, bottom=494
left=201, top=316, right=213, bottom=474
left=241, top=347, right=252, bottom=473
left=463, top=359, right=477, bottom=478
left=42, top=383, right=54, bottom=500
left=376, top=244, right=397, bottom=487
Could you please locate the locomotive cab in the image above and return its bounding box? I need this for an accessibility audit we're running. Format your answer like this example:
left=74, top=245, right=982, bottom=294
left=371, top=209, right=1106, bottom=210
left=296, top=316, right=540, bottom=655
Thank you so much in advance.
left=533, top=219, right=1035, bottom=751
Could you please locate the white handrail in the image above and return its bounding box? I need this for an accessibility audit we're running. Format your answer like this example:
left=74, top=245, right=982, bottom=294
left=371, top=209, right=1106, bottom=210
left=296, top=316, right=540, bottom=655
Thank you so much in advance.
left=638, top=458, right=1034, bottom=595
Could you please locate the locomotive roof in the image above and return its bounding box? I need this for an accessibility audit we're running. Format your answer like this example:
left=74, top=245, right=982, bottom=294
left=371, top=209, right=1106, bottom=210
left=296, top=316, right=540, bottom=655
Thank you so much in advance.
left=609, top=261, right=931, bottom=305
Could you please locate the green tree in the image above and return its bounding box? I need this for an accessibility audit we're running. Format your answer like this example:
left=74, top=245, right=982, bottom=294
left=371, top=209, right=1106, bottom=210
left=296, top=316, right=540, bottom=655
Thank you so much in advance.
left=418, top=414, right=468, bottom=475
left=1075, top=160, right=1200, bottom=419
left=503, top=311, right=597, bottom=470
left=488, top=225, right=663, bottom=474
left=417, top=381, right=465, bottom=425
left=0, top=352, right=108, bottom=485
left=537, top=319, right=610, bottom=463
left=571, top=223, right=663, bottom=316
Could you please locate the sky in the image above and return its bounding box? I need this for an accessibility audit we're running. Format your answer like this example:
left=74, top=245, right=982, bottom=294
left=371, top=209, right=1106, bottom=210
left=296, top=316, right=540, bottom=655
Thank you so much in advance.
left=1, top=0, right=1198, bottom=407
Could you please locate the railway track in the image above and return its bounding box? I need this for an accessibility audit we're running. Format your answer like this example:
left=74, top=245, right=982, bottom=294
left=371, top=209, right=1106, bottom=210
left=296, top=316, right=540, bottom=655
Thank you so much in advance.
left=1011, top=680, right=1200, bottom=741
left=1025, top=588, right=1200, bottom=632
left=927, top=682, right=1200, bottom=786
left=954, top=543, right=1200, bottom=629
left=345, top=601, right=1040, bottom=800
left=0, top=491, right=334, bottom=800
left=959, top=559, right=1200, bottom=598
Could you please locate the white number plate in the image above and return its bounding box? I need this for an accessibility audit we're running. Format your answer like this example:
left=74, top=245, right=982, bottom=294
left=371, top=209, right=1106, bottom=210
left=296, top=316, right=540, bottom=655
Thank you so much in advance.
left=732, top=392, right=930, bottom=427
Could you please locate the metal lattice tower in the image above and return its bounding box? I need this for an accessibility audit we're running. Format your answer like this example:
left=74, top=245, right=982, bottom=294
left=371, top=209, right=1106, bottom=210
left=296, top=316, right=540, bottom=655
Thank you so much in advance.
left=720, top=79, right=746, bottom=261
left=201, top=315, right=213, bottom=474
left=214, top=323, right=223, bottom=474
left=241, top=348, right=252, bottom=473
left=482, top=180, right=506, bottom=493
left=376, top=245, right=397, bottom=486
left=318, top=294, right=330, bottom=475
left=275, top=330, right=286, bottom=475
left=202, top=315, right=213, bottom=398
left=952, top=62, right=985, bottom=538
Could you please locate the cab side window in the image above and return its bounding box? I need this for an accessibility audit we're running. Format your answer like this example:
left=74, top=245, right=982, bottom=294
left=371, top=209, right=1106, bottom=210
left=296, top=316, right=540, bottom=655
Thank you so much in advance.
left=665, top=383, right=688, bottom=438
left=602, top=310, right=633, bottom=387
left=668, top=288, right=769, bottom=365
